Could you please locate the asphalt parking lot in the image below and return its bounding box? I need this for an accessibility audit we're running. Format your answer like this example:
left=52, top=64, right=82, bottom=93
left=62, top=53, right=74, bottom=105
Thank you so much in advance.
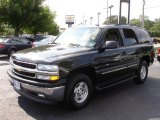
left=0, top=55, right=160, bottom=120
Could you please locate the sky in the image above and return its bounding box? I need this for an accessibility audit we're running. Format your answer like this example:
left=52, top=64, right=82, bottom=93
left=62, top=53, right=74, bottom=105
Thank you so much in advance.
left=44, top=0, right=160, bottom=28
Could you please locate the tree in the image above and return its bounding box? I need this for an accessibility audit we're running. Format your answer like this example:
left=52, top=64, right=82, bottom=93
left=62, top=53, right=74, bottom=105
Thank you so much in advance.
left=0, top=0, right=59, bottom=36
left=130, top=18, right=141, bottom=27
left=150, top=18, right=160, bottom=31
left=103, top=15, right=127, bottom=25
left=25, top=6, right=59, bottom=35
left=130, top=16, right=154, bottom=31
left=150, top=18, right=160, bottom=37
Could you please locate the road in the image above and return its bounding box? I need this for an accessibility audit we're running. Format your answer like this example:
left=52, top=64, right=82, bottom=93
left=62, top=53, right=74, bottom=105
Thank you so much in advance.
left=0, top=55, right=160, bottom=120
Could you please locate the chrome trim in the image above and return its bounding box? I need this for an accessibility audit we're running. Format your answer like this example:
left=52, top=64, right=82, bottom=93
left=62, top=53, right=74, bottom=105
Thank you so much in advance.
left=10, top=58, right=59, bottom=80
left=12, top=58, right=37, bottom=69
left=10, top=77, right=65, bottom=101
left=8, top=69, right=44, bottom=84
left=11, top=63, right=59, bottom=75
left=21, top=83, right=65, bottom=96
left=13, top=69, right=36, bottom=79
left=102, top=67, right=127, bottom=75
left=128, top=64, right=138, bottom=68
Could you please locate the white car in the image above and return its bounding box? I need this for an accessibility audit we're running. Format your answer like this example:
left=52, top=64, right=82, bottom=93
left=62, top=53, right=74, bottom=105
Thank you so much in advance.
left=32, top=36, right=57, bottom=47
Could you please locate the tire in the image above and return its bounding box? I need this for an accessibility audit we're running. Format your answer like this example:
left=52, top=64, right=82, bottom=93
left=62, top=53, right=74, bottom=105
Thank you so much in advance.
left=65, top=73, right=93, bottom=109
left=134, top=61, right=148, bottom=84
left=8, top=49, right=16, bottom=57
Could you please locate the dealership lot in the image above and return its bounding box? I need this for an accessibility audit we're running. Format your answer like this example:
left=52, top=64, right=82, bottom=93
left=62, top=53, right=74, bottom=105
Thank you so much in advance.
left=0, top=56, right=160, bottom=120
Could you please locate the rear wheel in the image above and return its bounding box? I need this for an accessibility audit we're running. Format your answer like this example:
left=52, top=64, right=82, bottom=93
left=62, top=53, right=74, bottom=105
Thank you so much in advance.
left=8, top=49, right=16, bottom=57
left=65, top=73, right=93, bottom=109
left=134, top=61, right=148, bottom=84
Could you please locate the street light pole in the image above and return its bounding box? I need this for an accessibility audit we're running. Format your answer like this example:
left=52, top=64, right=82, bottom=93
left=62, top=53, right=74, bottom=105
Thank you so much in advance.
left=90, top=17, right=93, bottom=26
left=142, top=0, right=145, bottom=28
left=85, top=20, right=87, bottom=26
left=109, top=5, right=114, bottom=24
left=107, top=0, right=109, bottom=19
left=97, top=12, right=101, bottom=26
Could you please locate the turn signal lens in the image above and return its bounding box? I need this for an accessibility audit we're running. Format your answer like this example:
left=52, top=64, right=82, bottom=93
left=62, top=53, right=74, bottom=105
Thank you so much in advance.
left=50, top=76, right=60, bottom=81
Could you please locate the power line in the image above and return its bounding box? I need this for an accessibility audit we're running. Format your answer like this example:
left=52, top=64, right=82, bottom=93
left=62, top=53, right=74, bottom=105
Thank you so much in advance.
left=144, top=6, right=160, bottom=9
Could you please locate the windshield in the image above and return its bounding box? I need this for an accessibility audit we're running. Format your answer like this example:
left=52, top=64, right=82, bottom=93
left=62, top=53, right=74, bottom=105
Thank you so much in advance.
left=0, top=38, right=3, bottom=42
left=0, top=38, right=9, bottom=42
left=54, top=27, right=100, bottom=47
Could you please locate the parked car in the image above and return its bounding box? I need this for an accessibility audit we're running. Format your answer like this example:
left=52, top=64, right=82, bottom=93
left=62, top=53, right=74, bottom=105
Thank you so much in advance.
left=8, top=25, right=154, bottom=109
left=153, top=43, right=160, bottom=56
left=32, top=36, right=57, bottom=47
left=157, top=48, right=160, bottom=62
left=0, top=37, right=32, bottom=56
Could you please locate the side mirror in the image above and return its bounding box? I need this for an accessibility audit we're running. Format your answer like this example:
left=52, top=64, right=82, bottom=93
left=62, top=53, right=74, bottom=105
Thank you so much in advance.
left=101, top=41, right=118, bottom=50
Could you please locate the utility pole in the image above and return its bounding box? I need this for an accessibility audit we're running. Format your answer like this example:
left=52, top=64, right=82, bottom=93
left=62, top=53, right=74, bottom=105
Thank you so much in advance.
left=103, top=0, right=109, bottom=24
left=142, top=0, right=145, bottom=28
left=82, top=15, right=85, bottom=25
left=107, top=0, right=109, bottom=21
left=90, top=17, right=93, bottom=26
left=97, top=12, right=101, bottom=26
left=109, top=5, right=114, bottom=24
left=85, top=20, right=87, bottom=26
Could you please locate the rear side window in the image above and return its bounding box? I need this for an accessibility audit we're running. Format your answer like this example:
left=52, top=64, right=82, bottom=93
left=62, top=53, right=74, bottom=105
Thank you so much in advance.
left=123, top=28, right=138, bottom=46
left=135, top=29, right=151, bottom=44
left=20, top=38, right=30, bottom=43
left=12, top=38, right=21, bottom=43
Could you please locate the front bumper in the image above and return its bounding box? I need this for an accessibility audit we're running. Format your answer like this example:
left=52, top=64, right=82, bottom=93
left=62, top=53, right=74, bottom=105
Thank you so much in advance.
left=8, top=69, right=66, bottom=104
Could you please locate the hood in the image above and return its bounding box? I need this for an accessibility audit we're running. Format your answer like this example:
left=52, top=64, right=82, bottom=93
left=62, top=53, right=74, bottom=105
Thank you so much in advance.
left=12, top=44, right=91, bottom=63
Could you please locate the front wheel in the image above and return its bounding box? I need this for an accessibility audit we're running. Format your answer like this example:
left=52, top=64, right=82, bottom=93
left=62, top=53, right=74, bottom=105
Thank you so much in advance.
left=134, top=61, right=148, bottom=84
left=65, top=73, right=93, bottom=109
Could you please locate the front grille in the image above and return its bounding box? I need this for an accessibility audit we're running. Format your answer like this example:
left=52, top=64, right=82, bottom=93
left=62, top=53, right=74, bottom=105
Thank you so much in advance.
left=13, top=68, right=36, bottom=78
left=13, top=60, right=36, bottom=69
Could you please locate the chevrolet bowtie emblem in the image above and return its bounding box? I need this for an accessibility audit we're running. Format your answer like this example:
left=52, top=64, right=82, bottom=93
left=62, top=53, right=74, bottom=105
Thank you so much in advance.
left=16, top=67, right=22, bottom=72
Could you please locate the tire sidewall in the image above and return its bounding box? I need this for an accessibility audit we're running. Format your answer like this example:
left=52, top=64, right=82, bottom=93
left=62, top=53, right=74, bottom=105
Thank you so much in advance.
left=65, top=74, right=93, bottom=109
left=137, top=61, right=148, bottom=83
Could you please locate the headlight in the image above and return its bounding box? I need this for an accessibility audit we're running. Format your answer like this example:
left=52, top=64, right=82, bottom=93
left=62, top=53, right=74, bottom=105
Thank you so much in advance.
left=37, top=64, right=60, bottom=81
left=37, top=64, right=59, bottom=72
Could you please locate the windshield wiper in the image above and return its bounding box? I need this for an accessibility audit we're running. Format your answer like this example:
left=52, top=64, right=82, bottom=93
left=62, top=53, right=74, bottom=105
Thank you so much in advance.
left=69, top=43, right=81, bottom=47
left=51, top=42, right=60, bottom=45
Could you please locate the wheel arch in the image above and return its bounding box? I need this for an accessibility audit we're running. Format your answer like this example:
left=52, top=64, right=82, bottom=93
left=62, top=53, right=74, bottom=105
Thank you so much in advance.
left=67, top=66, right=97, bottom=86
left=141, top=55, right=150, bottom=66
left=8, top=47, right=17, bottom=53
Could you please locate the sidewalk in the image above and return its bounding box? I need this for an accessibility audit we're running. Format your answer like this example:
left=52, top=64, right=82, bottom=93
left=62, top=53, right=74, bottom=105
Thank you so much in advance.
left=0, top=55, right=9, bottom=66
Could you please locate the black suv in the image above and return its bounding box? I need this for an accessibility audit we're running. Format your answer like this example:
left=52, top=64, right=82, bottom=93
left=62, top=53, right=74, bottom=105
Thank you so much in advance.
left=8, top=25, right=154, bottom=109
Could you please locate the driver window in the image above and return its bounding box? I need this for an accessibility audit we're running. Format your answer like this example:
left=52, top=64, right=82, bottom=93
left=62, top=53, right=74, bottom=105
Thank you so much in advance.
left=105, top=29, right=123, bottom=47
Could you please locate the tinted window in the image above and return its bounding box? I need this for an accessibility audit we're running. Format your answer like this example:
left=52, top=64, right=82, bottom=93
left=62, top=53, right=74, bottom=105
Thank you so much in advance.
left=123, top=28, right=138, bottom=46
left=12, top=38, right=21, bottom=43
left=135, top=29, right=151, bottom=44
left=105, top=29, right=123, bottom=47
left=20, top=38, right=30, bottom=44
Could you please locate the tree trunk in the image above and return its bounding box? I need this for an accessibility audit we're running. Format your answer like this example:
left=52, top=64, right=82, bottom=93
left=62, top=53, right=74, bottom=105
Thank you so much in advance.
left=15, top=27, right=20, bottom=37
